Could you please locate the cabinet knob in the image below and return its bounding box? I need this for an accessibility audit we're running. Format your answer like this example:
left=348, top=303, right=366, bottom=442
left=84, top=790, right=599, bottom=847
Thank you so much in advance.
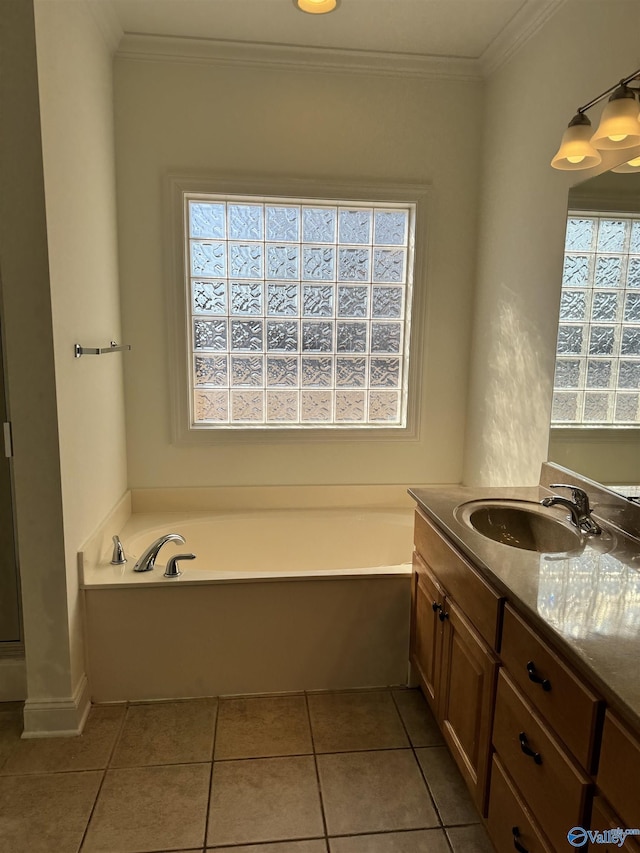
left=512, top=826, right=529, bottom=853
left=518, top=731, right=542, bottom=765
left=526, top=660, right=551, bottom=692
left=432, top=601, right=441, bottom=613
left=438, top=609, right=449, bottom=622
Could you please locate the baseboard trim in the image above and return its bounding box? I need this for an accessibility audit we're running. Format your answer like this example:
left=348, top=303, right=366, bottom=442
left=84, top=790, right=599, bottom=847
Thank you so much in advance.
left=0, top=657, right=27, bottom=701
left=21, top=674, right=91, bottom=738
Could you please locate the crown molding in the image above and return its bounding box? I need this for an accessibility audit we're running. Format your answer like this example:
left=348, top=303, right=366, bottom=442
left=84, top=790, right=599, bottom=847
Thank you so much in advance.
left=85, top=0, right=124, bottom=54
left=116, top=33, right=482, bottom=81
left=481, top=0, right=567, bottom=77
left=569, top=193, right=640, bottom=214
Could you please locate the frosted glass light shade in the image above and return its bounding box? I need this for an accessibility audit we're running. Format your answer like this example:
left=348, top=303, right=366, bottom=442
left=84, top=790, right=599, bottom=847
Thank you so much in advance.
left=296, top=0, right=338, bottom=12
left=551, top=114, right=602, bottom=171
left=591, top=87, right=640, bottom=150
left=612, top=155, right=640, bottom=173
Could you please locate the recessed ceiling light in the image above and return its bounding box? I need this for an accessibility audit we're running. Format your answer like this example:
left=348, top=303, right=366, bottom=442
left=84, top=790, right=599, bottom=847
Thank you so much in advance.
left=295, top=0, right=339, bottom=15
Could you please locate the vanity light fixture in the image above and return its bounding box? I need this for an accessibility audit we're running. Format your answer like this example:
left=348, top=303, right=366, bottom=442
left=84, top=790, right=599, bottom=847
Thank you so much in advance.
left=611, top=154, right=640, bottom=173
left=551, top=67, right=640, bottom=171
left=295, top=0, right=339, bottom=13
left=550, top=113, right=602, bottom=171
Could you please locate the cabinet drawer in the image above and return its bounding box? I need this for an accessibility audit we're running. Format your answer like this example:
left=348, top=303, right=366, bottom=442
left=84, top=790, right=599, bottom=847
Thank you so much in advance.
left=597, top=712, right=640, bottom=832
left=414, top=508, right=502, bottom=648
left=500, top=604, right=602, bottom=771
left=492, top=669, right=591, bottom=851
left=589, top=796, right=640, bottom=853
left=487, top=754, right=553, bottom=853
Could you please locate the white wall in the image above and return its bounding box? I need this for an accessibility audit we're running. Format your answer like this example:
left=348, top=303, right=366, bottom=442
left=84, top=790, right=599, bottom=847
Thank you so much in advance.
left=115, top=58, right=483, bottom=487
left=464, top=0, right=640, bottom=486
left=30, top=0, right=128, bottom=720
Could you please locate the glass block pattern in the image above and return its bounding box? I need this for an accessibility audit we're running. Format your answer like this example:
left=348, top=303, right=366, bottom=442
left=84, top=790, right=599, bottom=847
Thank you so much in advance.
left=187, top=195, right=414, bottom=427
left=552, top=214, right=640, bottom=425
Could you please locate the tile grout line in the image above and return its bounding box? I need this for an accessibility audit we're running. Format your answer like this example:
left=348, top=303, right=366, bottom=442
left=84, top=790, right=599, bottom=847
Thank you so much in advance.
left=389, top=690, right=489, bottom=851
left=388, top=688, right=452, bottom=844
left=203, top=697, right=220, bottom=852
left=76, top=702, right=130, bottom=853
left=304, top=691, right=331, bottom=851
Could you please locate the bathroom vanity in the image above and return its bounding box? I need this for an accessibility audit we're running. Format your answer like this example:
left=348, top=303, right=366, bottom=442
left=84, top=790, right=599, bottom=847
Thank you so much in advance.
left=409, top=464, right=640, bottom=853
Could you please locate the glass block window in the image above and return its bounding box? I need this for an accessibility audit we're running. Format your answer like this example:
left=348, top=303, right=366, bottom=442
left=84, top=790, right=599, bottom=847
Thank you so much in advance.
left=552, top=213, right=640, bottom=425
left=185, top=193, right=415, bottom=428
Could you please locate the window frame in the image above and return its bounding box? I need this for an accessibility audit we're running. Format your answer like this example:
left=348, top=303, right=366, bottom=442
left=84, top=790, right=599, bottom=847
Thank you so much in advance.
left=165, top=173, right=430, bottom=445
left=551, top=207, right=640, bottom=431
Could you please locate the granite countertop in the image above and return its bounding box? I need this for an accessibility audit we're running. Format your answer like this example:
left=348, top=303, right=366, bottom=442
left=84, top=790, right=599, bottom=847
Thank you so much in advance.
left=408, top=470, right=640, bottom=732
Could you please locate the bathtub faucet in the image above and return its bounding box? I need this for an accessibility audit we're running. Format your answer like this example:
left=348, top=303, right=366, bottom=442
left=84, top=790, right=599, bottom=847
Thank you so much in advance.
left=133, top=533, right=186, bottom=573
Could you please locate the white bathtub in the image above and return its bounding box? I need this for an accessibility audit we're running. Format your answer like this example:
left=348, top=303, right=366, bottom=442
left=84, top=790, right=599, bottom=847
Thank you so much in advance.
left=83, top=508, right=414, bottom=586
left=81, top=503, right=415, bottom=702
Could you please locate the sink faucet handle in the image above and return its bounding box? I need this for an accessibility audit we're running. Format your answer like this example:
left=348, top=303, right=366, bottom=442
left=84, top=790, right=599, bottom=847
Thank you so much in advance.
left=548, top=483, right=590, bottom=512
left=164, top=553, right=195, bottom=578
left=548, top=484, right=600, bottom=534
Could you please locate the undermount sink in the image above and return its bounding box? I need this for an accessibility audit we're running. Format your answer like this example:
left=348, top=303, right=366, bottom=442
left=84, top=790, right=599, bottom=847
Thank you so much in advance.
left=454, top=499, right=584, bottom=554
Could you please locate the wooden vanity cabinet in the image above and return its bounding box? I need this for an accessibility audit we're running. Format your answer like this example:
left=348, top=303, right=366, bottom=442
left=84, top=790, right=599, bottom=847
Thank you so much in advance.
left=593, top=712, right=640, bottom=848
left=411, top=508, right=502, bottom=815
left=411, top=502, right=640, bottom=852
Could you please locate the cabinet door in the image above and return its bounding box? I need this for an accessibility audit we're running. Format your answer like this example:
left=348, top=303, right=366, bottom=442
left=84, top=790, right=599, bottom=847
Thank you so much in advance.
left=438, top=596, right=498, bottom=815
left=597, top=712, right=640, bottom=834
left=411, top=552, right=444, bottom=714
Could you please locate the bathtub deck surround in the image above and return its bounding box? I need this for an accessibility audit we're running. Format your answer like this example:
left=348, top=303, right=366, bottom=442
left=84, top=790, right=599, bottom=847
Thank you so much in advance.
left=78, top=485, right=420, bottom=703
left=0, top=688, right=494, bottom=853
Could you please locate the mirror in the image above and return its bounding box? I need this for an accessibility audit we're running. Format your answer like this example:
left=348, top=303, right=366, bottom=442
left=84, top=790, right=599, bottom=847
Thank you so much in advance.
left=547, top=169, right=640, bottom=491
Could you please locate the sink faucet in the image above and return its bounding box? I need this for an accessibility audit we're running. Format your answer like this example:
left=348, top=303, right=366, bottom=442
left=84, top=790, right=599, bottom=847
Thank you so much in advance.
left=133, top=533, right=186, bottom=572
left=540, top=484, right=601, bottom=535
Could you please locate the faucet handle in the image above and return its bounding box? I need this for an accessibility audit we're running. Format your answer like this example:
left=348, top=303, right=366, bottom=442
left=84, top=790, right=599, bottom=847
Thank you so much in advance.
left=549, top=483, right=590, bottom=511
left=164, top=553, right=195, bottom=578
left=110, top=535, right=126, bottom=565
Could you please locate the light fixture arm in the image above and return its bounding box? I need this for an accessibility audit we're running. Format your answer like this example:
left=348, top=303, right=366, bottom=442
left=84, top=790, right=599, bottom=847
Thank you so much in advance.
left=575, top=68, right=640, bottom=115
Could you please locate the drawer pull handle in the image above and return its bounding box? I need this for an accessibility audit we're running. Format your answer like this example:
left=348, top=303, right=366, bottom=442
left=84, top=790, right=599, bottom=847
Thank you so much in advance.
left=512, top=826, right=529, bottom=853
left=519, top=731, right=542, bottom=765
left=438, top=609, right=449, bottom=622
left=526, top=661, right=551, bottom=692
left=432, top=601, right=441, bottom=613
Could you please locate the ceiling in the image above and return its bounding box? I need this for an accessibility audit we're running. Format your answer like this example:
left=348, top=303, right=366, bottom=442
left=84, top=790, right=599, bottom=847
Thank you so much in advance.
left=100, top=0, right=564, bottom=73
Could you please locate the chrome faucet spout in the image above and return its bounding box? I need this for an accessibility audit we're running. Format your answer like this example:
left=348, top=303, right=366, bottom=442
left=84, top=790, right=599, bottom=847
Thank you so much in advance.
left=541, top=496, right=582, bottom=528
left=133, top=533, right=186, bottom=573
left=541, top=484, right=601, bottom=535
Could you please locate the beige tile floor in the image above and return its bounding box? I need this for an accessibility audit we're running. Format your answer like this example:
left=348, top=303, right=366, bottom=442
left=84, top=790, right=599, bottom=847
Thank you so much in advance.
left=0, top=689, right=495, bottom=853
